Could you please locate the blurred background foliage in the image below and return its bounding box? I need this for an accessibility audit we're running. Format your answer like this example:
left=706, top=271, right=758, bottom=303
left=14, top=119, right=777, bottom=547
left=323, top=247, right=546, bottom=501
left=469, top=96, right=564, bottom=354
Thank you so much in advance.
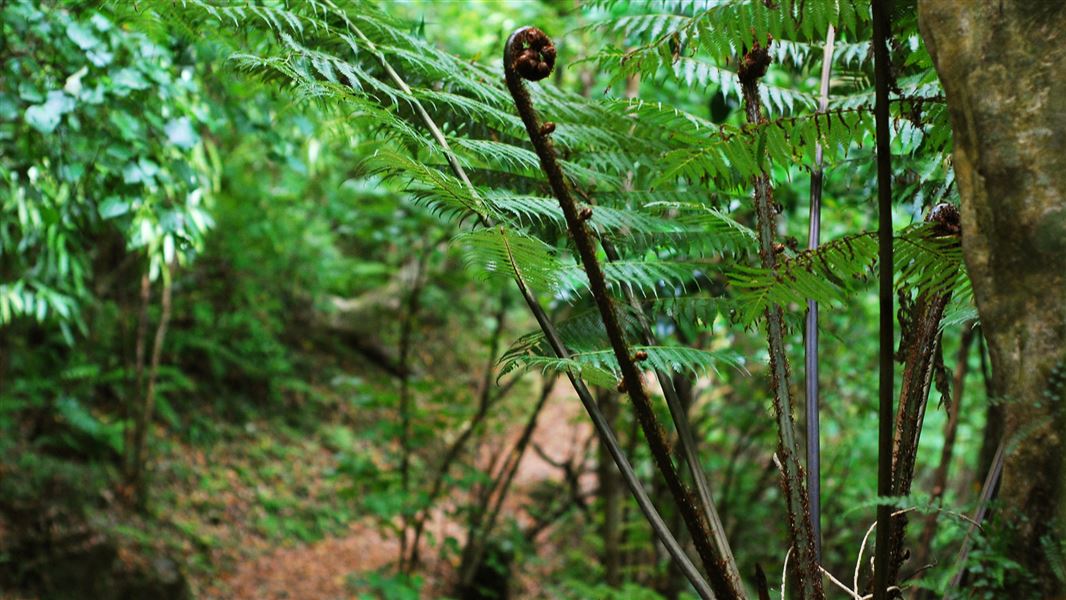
left=0, top=1, right=1002, bottom=599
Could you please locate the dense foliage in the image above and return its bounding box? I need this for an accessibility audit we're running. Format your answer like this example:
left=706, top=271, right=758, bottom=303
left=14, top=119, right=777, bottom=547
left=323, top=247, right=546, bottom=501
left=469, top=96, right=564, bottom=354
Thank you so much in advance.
left=1, top=1, right=1045, bottom=599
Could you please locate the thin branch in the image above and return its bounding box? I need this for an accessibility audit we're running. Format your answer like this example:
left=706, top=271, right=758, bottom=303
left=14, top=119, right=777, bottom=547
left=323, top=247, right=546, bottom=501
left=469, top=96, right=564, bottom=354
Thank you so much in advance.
left=781, top=546, right=793, bottom=600
left=125, top=271, right=152, bottom=483
left=856, top=508, right=916, bottom=595
left=943, top=437, right=1005, bottom=598
left=406, top=293, right=508, bottom=570
left=459, top=376, right=556, bottom=588
left=398, top=244, right=431, bottom=569
left=505, top=26, right=737, bottom=600
left=131, top=261, right=174, bottom=509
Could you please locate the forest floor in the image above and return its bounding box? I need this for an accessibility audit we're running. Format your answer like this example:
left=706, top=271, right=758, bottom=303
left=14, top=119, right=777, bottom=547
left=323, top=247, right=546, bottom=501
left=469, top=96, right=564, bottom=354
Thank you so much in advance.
left=159, top=385, right=592, bottom=600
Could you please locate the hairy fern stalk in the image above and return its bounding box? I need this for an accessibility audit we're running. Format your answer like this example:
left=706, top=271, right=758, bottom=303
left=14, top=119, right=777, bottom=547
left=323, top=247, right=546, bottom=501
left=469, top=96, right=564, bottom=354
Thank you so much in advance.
left=164, top=0, right=969, bottom=595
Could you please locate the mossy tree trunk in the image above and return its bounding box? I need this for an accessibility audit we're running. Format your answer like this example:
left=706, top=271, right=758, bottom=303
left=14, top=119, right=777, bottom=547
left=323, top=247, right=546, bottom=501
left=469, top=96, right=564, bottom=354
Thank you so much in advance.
left=918, top=2, right=1066, bottom=594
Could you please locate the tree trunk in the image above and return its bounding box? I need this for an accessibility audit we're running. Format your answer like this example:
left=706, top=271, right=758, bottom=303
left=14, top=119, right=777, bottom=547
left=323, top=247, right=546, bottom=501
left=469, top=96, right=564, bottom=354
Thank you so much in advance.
left=918, top=3, right=1066, bottom=594
left=130, top=263, right=174, bottom=510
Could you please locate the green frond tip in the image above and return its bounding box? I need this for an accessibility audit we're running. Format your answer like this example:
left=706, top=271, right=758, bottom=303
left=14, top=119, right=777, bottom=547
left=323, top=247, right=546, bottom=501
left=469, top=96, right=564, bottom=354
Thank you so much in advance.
left=456, top=227, right=562, bottom=293
left=556, top=260, right=717, bottom=300
left=364, top=149, right=487, bottom=219
left=500, top=307, right=646, bottom=366
left=501, top=345, right=747, bottom=389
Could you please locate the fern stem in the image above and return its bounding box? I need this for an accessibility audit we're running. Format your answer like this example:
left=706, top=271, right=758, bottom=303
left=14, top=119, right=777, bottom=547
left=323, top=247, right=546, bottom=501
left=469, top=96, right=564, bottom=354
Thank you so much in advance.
left=884, top=281, right=954, bottom=581
left=739, top=38, right=824, bottom=600
left=503, top=235, right=715, bottom=600
left=333, top=10, right=711, bottom=595
left=603, top=240, right=746, bottom=597
left=872, top=0, right=896, bottom=598
left=878, top=205, right=962, bottom=584
left=505, top=26, right=738, bottom=600
left=912, top=323, right=977, bottom=595
left=805, top=24, right=835, bottom=563
left=944, top=437, right=1004, bottom=597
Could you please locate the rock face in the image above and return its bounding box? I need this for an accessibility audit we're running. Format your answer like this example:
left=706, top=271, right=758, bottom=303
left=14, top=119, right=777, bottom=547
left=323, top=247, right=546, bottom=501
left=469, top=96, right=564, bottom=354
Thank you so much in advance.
left=918, top=1, right=1066, bottom=595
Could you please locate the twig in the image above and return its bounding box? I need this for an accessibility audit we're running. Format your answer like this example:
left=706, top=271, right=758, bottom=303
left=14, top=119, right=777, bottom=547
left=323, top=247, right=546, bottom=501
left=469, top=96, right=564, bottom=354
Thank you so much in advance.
left=125, top=272, right=151, bottom=483
left=398, top=244, right=431, bottom=569
left=131, top=260, right=174, bottom=509
left=458, top=376, right=557, bottom=588
left=856, top=507, right=916, bottom=595
left=405, top=292, right=509, bottom=570
left=820, top=564, right=862, bottom=600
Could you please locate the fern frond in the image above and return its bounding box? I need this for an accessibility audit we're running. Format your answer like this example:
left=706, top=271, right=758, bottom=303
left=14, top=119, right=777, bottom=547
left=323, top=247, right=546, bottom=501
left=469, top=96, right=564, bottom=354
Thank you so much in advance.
left=366, top=149, right=486, bottom=219
left=503, top=344, right=746, bottom=388
left=729, top=224, right=966, bottom=325
left=557, top=260, right=715, bottom=299
left=457, top=227, right=562, bottom=292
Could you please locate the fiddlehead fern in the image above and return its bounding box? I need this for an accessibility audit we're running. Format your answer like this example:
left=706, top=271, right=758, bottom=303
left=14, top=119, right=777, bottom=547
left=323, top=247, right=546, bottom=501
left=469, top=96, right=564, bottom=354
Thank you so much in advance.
left=505, top=26, right=743, bottom=600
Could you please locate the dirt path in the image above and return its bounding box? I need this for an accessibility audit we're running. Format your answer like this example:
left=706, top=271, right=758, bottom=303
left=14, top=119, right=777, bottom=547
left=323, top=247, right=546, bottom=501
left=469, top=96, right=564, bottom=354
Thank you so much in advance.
left=211, top=390, right=592, bottom=599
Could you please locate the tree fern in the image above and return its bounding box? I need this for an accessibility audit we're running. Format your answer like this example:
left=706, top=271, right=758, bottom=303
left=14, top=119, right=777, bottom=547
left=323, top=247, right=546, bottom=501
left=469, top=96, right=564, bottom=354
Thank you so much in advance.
left=152, top=5, right=975, bottom=596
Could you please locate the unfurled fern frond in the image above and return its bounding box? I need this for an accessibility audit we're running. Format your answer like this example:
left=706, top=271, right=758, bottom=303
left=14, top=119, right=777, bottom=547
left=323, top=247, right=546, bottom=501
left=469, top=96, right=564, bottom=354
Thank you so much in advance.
left=729, top=224, right=966, bottom=325
left=484, top=192, right=757, bottom=256
left=655, top=109, right=874, bottom=189
left=729, top=232, right=875, bottom=325
left=557, top=260, right=715, bottom=300
left=650, top=295, right=734, bottom=326
left=365, top=149, right=486, bottom=219
left=769, top=39, right=871, bottom=69
left=486, top=193, right=674, bottom=237
left=457, top=228, right=562, bottom=292
left=178, top=0, right=316, bottom=34
left=501, top=307, right=644, bottom=364
left=895, top=228, right=968, bottom=296
left=593, top=49, right=817, bottom=115
left=502, top=354, right=619, bottom=387
left=1042, top=533, right=1066, bottom=583
left=503, top=344, right=746, bottom=388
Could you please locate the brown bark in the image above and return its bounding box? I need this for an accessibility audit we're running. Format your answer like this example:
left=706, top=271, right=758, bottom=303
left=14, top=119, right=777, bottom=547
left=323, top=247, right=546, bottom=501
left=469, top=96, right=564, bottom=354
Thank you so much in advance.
left=885, top=273, right=957, bottom=582
left=918, top=3, right=1066, bottom=594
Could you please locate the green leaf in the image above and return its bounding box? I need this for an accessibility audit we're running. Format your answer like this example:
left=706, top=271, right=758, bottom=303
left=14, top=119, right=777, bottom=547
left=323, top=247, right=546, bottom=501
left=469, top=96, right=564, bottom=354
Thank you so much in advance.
left=66, top=21, right=101, bottom=51
left=24, top=91, right=75, bottom=134
left=165, top=117, right=199, bottom=149
left=98, top=197, right=131, bottom=219
left=111, top=68, right=150, bottom=94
